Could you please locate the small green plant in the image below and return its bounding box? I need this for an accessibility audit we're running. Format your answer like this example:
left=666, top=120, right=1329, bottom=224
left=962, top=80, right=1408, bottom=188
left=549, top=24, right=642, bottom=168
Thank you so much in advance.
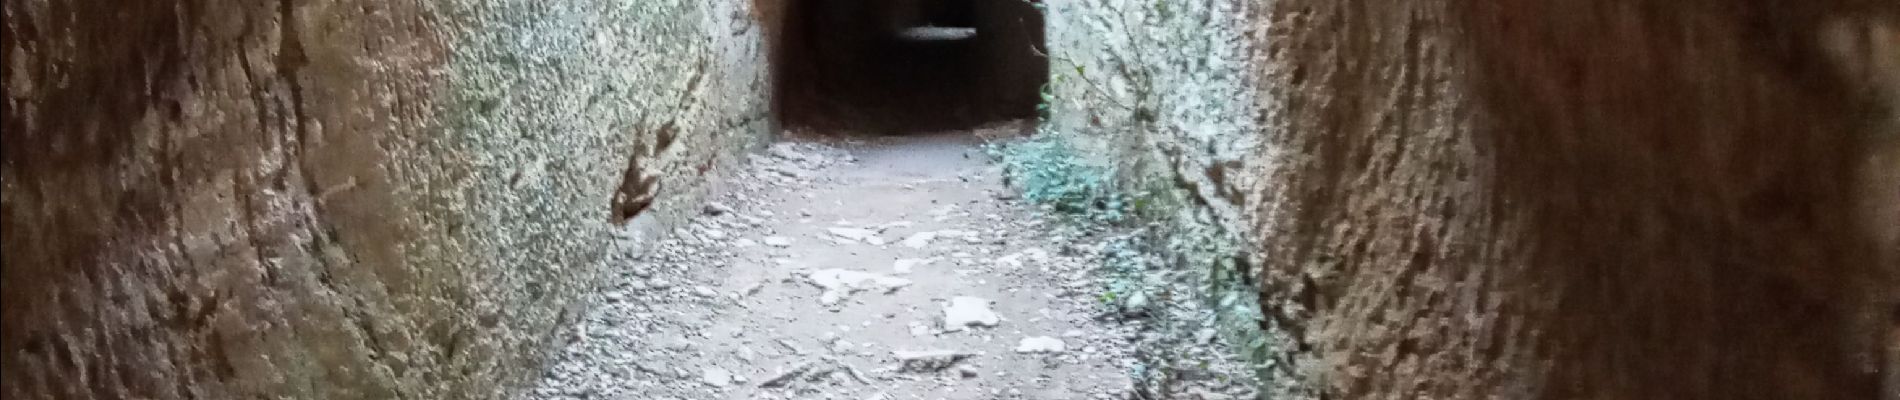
left=1034, top=69, right=1065, bottom=122
left=1100, top=235, right=1155, bottom=312
left=985, top=132, right=1129, bottom=222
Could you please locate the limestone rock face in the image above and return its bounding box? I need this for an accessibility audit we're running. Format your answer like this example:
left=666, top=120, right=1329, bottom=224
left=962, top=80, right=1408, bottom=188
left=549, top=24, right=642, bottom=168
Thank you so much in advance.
left=1044, top=0, right=1898, bottom=398
left=0, top=0, right=774, bottom=398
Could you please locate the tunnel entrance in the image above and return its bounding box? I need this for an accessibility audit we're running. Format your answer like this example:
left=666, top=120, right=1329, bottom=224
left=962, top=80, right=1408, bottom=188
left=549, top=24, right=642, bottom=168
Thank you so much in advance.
left=770, top=0, right=1048, bottom=134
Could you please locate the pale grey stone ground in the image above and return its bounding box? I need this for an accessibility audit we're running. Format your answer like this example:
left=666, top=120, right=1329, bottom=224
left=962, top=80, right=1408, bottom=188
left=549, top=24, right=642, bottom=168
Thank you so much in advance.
left=526, top=130, right=1150, bottom=400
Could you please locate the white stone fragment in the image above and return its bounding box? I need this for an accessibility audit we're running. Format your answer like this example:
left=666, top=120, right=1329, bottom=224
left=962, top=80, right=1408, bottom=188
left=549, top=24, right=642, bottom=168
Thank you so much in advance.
left=996, top=248, right=1050, bottom=269
left=806, top=269, right=913, bottom=305
left=900, top=232, right=938, bottom=248
left=1014, top=336, right=1067, bottom=354
left=702, top=367, right=733, bottom=387
left=891, top=258, right=937, bottom=274
left=942, top=296, right=1000, bottom=330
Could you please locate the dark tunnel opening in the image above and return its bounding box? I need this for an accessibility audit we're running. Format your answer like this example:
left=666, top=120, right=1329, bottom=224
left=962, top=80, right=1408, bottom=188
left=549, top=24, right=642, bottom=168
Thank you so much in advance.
left=770, top=0, right=1048, bottom=134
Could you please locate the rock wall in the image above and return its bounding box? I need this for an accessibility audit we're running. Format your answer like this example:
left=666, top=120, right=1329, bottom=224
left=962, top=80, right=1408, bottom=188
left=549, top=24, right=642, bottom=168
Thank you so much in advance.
left=1039, top=0, right=1288, bottom=395
left=1448, top=3, right=1897, bottom=398
left=969, top=0, right=1049, bottom=124
left=0, top=0, right=774, bottom=398
left=1043, top=0, right=1899, bottom=398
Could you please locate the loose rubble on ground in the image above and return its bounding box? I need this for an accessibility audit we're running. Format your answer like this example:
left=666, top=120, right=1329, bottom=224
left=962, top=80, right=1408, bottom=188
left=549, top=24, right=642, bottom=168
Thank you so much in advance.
left=527, top=132, right=1254, bottom=400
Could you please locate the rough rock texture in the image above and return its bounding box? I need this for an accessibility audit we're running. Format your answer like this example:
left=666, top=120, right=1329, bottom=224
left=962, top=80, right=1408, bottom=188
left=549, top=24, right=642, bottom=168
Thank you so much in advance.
left=1045, top=0, right=1899, bottom=399
left=1, top=0, right=773, bottom=398
left=1040, top=0, right=1286, bottom=395
left=1445, top=3, right=1898, bottom=398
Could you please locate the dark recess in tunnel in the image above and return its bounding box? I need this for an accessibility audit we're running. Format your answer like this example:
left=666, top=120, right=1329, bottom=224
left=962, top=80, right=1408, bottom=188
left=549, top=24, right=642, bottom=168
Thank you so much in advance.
left=768, top=0, right=1048, bottom=134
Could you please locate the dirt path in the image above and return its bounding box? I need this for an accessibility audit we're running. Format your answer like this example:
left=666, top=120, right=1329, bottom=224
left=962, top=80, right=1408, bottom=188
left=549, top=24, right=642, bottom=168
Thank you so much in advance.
left=527, top=130, right=1140, bottom=400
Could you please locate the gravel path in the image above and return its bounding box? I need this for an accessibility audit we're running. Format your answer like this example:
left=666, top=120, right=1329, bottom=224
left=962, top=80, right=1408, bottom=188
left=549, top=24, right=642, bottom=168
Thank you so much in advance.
left=526, top=130, right=1143, bottom=400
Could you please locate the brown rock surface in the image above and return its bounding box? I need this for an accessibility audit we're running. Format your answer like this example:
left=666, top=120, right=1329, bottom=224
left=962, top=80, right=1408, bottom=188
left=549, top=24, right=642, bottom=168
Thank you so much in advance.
left=1263, top=1, right=1899, bottom=398
left=1046, top=0, right=1899, bottom=398
left=2, top=0, right=773, bottom=398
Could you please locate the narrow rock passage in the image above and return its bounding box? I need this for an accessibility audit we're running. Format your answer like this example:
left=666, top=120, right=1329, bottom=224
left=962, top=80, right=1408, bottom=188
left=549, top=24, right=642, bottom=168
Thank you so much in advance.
left=529, top=127, right=1140, bottom=400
